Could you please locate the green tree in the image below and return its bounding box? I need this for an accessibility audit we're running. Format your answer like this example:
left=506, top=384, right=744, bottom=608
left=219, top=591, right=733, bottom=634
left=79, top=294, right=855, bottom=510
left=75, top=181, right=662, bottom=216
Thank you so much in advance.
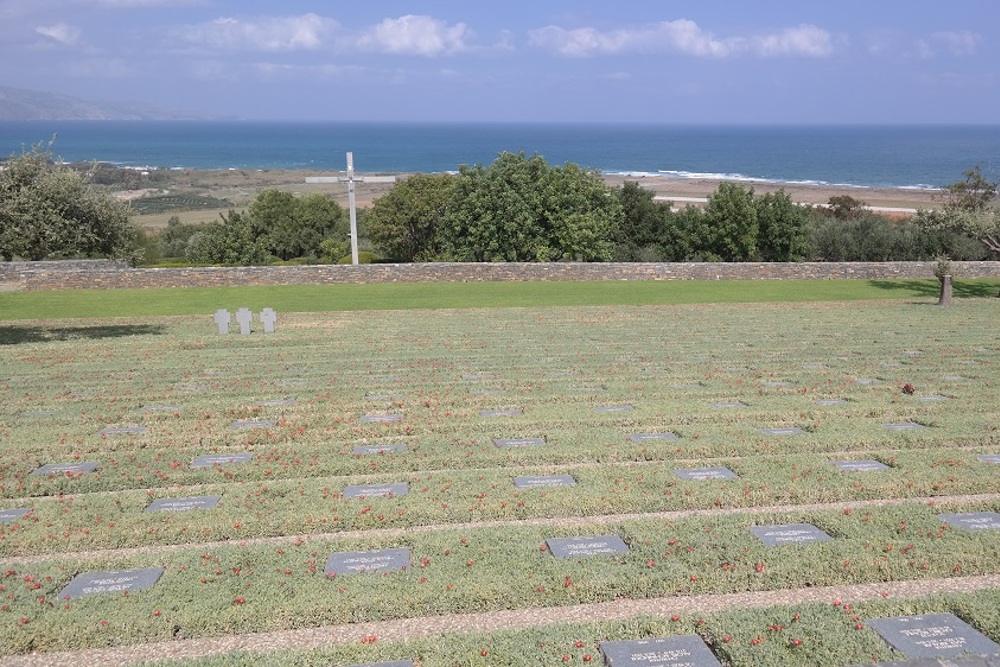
left=439, top=152, right=620, bottom=262
left=755, top=190, right=810, bottom=261
left=0, top=143, right=142, bottom=263
left=367, top=173, right=456, bottom=262
left=704, top=182, right=758, bottom=261
left=612, top=181, right=671, bottom=261
left=185, top=210, right=269, bottom=266
left=247, top=189, right=345, bottom=260
left=941, top=165, right=998, bottom=213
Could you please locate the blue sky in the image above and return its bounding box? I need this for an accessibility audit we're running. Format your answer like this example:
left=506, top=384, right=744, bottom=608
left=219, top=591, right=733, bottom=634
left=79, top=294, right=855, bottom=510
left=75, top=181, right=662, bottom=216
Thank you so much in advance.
left=2, top=0, right=998, bottom=123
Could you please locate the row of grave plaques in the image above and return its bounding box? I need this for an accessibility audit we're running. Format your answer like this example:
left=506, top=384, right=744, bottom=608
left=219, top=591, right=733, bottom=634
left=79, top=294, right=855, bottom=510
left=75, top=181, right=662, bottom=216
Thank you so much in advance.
left=213, top=307, right=277, bottom=335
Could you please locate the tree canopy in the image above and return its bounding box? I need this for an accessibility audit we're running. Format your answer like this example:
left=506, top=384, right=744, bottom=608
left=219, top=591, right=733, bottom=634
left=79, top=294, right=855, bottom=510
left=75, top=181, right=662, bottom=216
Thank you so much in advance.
left=0, top=143, right=141, bottom=263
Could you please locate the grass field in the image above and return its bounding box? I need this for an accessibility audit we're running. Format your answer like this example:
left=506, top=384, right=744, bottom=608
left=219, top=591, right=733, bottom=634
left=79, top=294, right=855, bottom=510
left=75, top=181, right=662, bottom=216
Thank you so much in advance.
left=1, top=285, right=999, bottom=665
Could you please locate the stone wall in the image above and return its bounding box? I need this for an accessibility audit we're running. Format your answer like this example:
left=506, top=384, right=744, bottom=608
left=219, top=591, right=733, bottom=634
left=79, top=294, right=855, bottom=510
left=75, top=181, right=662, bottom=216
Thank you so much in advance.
left=2, top=260, right=998, bottom=291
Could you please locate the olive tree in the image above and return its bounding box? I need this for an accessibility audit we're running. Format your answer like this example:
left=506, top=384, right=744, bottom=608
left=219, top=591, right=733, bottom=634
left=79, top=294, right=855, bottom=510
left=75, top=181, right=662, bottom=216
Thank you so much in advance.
left=0, top=143, right=141, bottom=263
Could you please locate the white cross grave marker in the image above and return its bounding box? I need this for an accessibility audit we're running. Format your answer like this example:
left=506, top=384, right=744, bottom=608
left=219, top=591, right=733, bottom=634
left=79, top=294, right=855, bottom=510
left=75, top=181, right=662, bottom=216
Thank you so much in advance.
left=235, top=307, right=253, bottom=335
left=260, top=308, right=277, bottom=333
left=213, top=309, right=231, bottom=335
left=305, top=152, right=396, bottom=265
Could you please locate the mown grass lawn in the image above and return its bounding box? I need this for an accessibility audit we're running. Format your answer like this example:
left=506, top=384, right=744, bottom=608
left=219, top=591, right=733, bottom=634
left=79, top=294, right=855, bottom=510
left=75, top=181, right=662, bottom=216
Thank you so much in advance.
left=0, top=291, right=998, bottom=665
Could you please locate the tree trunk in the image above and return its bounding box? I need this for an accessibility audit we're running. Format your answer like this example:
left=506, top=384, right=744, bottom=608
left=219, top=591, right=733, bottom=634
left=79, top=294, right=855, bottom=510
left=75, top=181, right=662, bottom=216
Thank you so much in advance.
left=938, top=275, right=953, bottom=306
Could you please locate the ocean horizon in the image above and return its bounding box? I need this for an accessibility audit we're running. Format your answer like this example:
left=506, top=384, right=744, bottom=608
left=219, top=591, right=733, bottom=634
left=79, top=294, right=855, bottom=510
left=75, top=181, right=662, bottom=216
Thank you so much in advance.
left=2, top=121, right=999, bottom=191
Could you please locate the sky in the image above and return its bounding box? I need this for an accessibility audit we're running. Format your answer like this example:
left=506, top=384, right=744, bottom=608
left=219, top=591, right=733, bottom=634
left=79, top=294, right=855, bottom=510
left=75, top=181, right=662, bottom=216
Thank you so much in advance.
left=1, top=0, right=999, bottom=123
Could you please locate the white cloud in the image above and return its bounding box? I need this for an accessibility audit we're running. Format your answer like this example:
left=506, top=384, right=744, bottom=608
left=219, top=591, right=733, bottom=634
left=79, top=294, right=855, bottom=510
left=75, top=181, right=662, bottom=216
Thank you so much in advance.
left=177, top=13, right=338, bottom=52
left=528, top=19, right=832, bottom=59
left=355, top=15, right=471, bottom=56
left=929, top=30, right=981, bottom=57
left=36, top=23, right=82, bottom=46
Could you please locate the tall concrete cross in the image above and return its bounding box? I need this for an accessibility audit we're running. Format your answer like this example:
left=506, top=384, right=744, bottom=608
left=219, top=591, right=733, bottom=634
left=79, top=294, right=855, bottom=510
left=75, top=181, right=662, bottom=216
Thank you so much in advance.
left=305, top=152, right=395, bottom=265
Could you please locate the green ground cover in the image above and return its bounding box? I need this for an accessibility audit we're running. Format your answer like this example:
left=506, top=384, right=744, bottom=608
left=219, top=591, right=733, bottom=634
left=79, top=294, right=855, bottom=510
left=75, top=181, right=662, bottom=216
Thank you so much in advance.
left=1, top=278, right=998, bottom=321
left=0, top=296, right=998, bottom=664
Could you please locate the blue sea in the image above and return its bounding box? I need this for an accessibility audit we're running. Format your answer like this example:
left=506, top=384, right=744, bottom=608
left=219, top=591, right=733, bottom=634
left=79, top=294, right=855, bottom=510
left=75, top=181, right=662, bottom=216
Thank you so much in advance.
left=2, top=121, right=999, bottom=190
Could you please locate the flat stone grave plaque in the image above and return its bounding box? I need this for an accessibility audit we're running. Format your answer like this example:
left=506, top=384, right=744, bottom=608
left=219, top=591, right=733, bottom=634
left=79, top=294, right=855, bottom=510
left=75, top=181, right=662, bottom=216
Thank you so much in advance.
left=601, top=635, right=722, bottom=667
left=274, top=379, right=306, bottom=388
left=353, top=444, right=406, bottom=455
left=803, top=363, right=828, bottom=370
left=33, top=461, right=99, bottom=476
left=937, top=511, right=1000, bottom=531
left=832, top=460, right=890, bottom=472
left=69, top=391, right=96, bottom=398
left=176, top=384, right=207, bottom=392
left=748, top=523, right=833, bottom=546
left=469, top=389, right=505, bottom=396
left=325, top=547, right=410, bottom=575
left=855, top=378, right=880, bottom=385
left=0, top=507, right=31, bottom=523
left=99, top=426, right=147, bottom=436
left=546, top=534, right=630, bottom=559
left=343, top=660, right=414, bottom=667
left=365, top=393, right=402, bottom=401
left=882, top=422, right=926, bottom=432
left=903, top=350, right=922, bottom=355
left=146, top=495, right=222, bottom=512
left=916, top=394, right=950, bottom=402
left=941, top=375, right=969, bottom=382
left=462, top=373, right=494, bottom=380
left=815, top=398, right=847, bottom=406
left=235, top=307, right=253, bottom=335
left=253, top=398, right=295, bottom=406
left=230, top=419, right=277, bottom=430
left=760, top=427, right=805, bottom=436
left=21, top=409, right=61, bottom=416
left=568, top=386, right=605, bottom=393
left=513, top=475, right=576, bottom=488
left=711, top=401, right=747, bottom=409
left=671, top=382, right=703, bottom=389
left=191, top=453, right=253, bottom=469
left=594, top=405, right=633, bottom=413
left=674, top=466, right=737, bottom=480
left=628, top=432, right=679, bottom=443
left=343, top=482, right=408, bottom=498
left=880, top=361, right=903, bottom=367
left=361, top=414, right=403, bottom=424
left=867, top=613, right=1000, bottom=659
left=58, top=566, right=165, bottom=600
left=371, top=376, right=403, bottom=384
left=481, top=408, right=523, bottom=417
left=493, top=437, right=546, bottom=449
left=141, top=405, right=181, bottom=412
left=761, top=381, right=791, bottom=388
left=978, top=454, right=1000, bottom=465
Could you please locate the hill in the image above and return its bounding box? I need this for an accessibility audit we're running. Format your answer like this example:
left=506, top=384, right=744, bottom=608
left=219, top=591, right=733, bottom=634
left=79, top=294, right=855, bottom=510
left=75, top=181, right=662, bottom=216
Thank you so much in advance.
left=0, top=85, right=229, bottom=121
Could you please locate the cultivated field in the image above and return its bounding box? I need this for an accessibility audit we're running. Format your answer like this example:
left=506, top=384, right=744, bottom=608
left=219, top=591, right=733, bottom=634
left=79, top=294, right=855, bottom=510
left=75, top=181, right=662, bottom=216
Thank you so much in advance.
left=1, top=297, right=999, bottom=666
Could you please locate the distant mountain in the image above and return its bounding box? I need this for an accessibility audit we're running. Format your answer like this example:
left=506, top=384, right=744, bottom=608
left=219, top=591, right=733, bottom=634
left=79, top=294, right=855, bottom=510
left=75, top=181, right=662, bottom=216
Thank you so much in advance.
left=0, top=86, right=231, bottom=121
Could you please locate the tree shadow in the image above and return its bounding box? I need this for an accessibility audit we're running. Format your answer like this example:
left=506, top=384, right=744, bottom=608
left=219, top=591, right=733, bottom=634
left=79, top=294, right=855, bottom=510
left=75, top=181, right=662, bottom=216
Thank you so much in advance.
left=0, top=324, right=167, bottom=345
left=867, top=279, right=999, bottom=299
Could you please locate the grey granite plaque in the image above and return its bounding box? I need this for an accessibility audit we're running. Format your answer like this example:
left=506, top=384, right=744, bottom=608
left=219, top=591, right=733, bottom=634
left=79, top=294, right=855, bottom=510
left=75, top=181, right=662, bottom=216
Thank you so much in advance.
left=916, top=394, right=950, bottom=402
left=230, top=419, right=276, bottom=430
left=146, top=495, right=222, bottom=512
left=855, top=378, right=880, bottom=385
left=937, top=511, right=1000, bottom=531
left=882, top=422, right=926, bottom=432
left=21, top=409, right=61, bottom=416
left=469, top=389, right=505, bottom=396
left=33, top=461, right=99, bottom=476
left=832, top=460, right=890, bottom=472
left=628, top=432, right=679, bottom=443
left=371, top=376, right=403, bottom=384
left=141, top=405, right=182, bottom=412
left=761, top=381, right=791, bottom=388
left=176, top=384, right=208, bottom=392
left=235, top=307, right=253, bottom=335
left=674, top=467, right=737, bottom=480
left=343, top=660, right=414, bottom=667
left=324, top=547, right=410, bottom=575
left=748, top=523, right=833, bottom=546
left=353, top=444, right=407, bottom=455
left=0, top=507, right=31, bottom=523
left=462, top=373, right=494, bottom=380
left=803, top=363, right=827, bottom=370
left=979, top=454, right=1000, bottom=465
left=58, top=567, right=165, bottom=600
left=365, top=393, right=402, bottom=401
left=941, top=375, right=968, bottom=382
left=361, top=414, right=403, bottom=424
left=711, top=401, right=747, bottom=409
left=99, top=426, right=147, bottom=436
left=760, top=427, right=805, bottom=436
left=493, top=437, right=546, bottom=448
left=275, top=379, right=307, bottom=388
left=867, top=613, right=1000, bottom=659
left=601, top=635, right=722, bottom=667
left=513, top=475, right=576, bottom=488
left=481, top=408, right=523, bottom=417
left=569, top=386, right=605, bottom=393
left=191, top=453, right=253, bottom=469
left=253, top=398, right=295, bottom=406
left=213, top=309, right=231, bottom=335
left=594, top=405, right=633, bottom=413
left=815, top=398, right=847, bottom=406
left=343, top=482, right=408, bottom=498
left=546, top=535, right=629, bottom=558
left=671, top=383, right=703, bottom=389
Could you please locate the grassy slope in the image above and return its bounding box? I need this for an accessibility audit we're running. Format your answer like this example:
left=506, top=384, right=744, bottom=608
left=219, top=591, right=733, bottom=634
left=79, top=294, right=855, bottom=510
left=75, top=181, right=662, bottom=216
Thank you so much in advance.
left=1, top=278, right=997, bottom=320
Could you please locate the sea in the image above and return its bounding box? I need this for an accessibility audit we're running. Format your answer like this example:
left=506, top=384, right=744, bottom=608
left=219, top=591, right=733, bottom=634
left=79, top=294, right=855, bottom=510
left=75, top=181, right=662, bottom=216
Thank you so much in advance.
left=2, top=121, right=999, bottom=191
